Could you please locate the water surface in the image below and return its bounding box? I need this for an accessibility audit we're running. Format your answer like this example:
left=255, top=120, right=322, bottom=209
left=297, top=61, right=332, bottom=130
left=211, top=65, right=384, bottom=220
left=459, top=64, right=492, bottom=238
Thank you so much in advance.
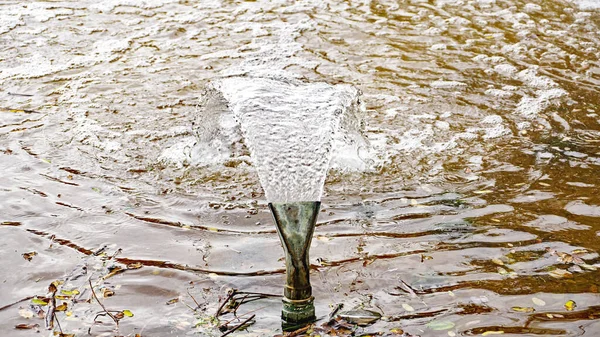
left=1, top=0, right=600, bottom=336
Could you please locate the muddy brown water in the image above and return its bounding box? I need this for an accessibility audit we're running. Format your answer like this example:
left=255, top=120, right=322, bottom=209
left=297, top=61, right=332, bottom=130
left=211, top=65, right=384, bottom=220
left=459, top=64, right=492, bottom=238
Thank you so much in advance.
left=1, top=0, right=600, bottom=336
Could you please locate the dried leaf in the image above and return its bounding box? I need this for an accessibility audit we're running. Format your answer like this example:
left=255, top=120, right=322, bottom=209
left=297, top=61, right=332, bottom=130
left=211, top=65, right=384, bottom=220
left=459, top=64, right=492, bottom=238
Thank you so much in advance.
left=102, top=288, right=115, bottom=297
left=22, top=251, right=37, bottom=261
left=565, top=300, right=577, bottom=311
left=474, top=190, right=493, bottom=195
left=15, top=323, right=39, bottom=330
left=482, top=331, right=504, bottom=336
left=497, top=267, right=508, bottom=275
left=426, top=320, right=455, bottom=330
left=166, top=298, right=179, bottom=305
left=511, top=306, right=535, bottom=313
left=421, top=254, right=433, bottom=262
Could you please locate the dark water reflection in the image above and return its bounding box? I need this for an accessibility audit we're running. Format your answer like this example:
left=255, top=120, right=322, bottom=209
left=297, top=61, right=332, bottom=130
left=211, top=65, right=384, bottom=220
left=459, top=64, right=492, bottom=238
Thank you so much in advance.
left=2, top=0, right=600, bottom=336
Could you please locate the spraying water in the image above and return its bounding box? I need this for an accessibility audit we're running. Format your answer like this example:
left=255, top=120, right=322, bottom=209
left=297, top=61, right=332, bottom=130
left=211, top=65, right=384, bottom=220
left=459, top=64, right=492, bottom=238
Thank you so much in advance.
left=216, top=76, right=360, bottom=202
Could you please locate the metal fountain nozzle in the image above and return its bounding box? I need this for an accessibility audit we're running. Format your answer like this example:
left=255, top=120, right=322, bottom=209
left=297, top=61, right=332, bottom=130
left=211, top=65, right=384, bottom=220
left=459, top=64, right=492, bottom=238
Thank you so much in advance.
left=268, top=201, right=320, bottom=330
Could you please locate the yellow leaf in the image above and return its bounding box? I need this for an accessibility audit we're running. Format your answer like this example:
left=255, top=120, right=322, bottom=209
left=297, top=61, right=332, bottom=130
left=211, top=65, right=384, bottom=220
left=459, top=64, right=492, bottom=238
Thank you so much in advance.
left=511, top=306, right=535, bottom=313
left=482, top=331, right=504, bottom=336
left=31, top=298, right=48, bottom=306
left=55, top=303, right=68, bottom=312
left=122, top=309, right=134, bottom=317
left=474, top=190, right=493, bottom=194
left=565, top=300, right=576, bottom=311
left=61, top=289, right=80, bottom=296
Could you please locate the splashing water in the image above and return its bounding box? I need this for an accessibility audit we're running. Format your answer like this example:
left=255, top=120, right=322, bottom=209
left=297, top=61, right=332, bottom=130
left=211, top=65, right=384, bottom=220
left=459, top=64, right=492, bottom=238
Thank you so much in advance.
left=216, top=76, right=361, bottom=202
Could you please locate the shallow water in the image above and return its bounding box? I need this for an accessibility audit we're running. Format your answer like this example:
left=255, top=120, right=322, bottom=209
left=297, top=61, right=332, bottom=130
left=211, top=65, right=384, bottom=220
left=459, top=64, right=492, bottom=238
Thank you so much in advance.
left=1, top=0, right=600, bottom=336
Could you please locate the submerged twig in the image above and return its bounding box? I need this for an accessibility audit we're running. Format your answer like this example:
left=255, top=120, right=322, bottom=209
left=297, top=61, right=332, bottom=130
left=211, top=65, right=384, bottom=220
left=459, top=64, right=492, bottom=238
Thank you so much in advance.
left=88, top=279, right=118, bottom=324
left=0, top=296, right=34, bottom=312
left=187, top=288, right=201, bottom=310
left=215, top=289, right=236, bottom=317
left=220, top=314, right=255, bottom=337
left=8, top=92, right=34, bottom=97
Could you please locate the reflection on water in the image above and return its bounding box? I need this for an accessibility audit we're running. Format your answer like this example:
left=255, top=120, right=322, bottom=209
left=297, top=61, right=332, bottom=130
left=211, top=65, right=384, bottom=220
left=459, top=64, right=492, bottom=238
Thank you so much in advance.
left=1, top=0, right=600, bottom=336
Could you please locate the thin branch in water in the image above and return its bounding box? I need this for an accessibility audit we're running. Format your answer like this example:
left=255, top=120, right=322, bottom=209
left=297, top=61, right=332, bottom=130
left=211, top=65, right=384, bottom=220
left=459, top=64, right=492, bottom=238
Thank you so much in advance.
left=0, top=296, right=34, bottom=312
left=219, top=305, right=268, bottom=330
left=54, top=314, right=63, bottom=334
left=187, top=288, right=201, bottom=310
left=88, top=279, right=118, bottom=324
left=8, top=92, right=34, bottom=97
left=220, top=314, right=255, bottom=337
left=215, top=289, right=236, bottom=317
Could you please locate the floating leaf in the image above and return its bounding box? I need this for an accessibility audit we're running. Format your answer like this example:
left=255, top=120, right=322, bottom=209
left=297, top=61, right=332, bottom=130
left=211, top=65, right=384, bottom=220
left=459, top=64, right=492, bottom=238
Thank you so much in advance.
left=22, top=251, right=37, bottom=261
left=55, top=302, right=68, bottom=312
left=390, top=328, right=404, bottom=334
left=31, top=298, right=49, bottom=306
left=491, top=258, right=504, bottom=266
left=61, top=289, right=80, bottom=296
left=402, top=303, right=415, bottom=312
left=482, top=331, right=504, bottom=336
left=102, top=288, right=114, bottom=297
left=474, top=190, right=493, bottom=195
left=426, top=320, right=455, bottom=330
left=122, top=309, right=134, bottom=317
left=166, top=298, right=179, bottom=305
left=565, top=300, right=577, bottom=311
left=497, top=267, right=508, bottom=275
left=91, top=187, right=101, bottom=193
left=532, top=297, right=546, bottom=306
left=208, top=227, right=219, bottom=232
left=421, top=254, right=433, bottom=262
left=15, top=323, right=39, bottom=330
left=511, top=306, right=535, bottom=313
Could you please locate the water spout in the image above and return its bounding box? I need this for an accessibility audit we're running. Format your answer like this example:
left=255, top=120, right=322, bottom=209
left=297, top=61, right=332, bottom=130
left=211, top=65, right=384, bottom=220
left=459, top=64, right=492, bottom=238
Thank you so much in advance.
left=269, top=201, right=320, bottom=330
